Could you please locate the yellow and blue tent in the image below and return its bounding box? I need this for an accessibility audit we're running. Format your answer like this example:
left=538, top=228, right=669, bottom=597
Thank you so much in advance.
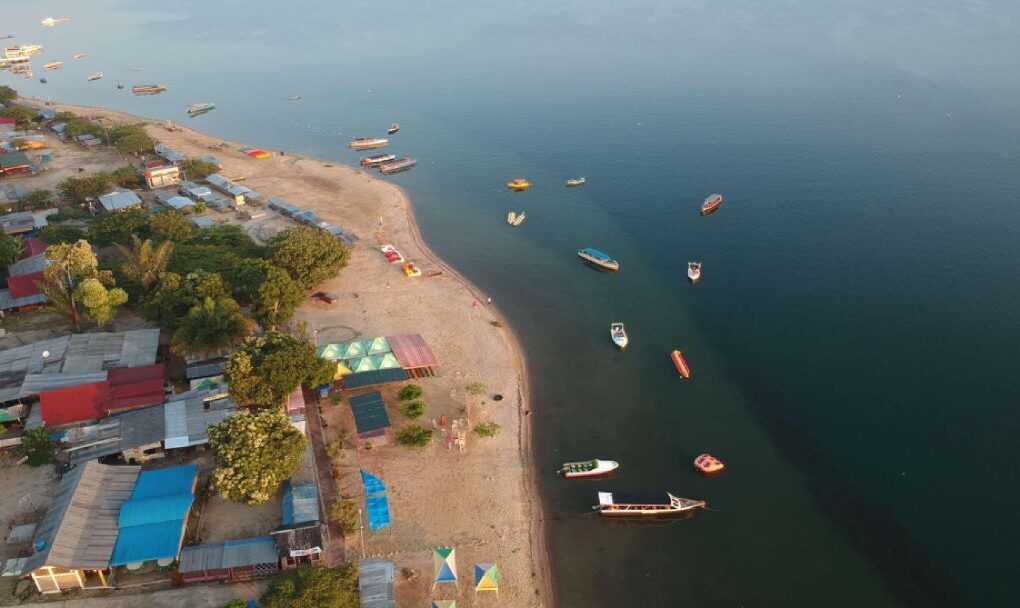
left=432, top=547, right=458, bottom=589
left=474, top=563, right=498, bottom=596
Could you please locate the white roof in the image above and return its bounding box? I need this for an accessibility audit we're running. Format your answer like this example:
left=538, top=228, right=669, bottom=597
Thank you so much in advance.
left=98, top=191, right=142, bottom=212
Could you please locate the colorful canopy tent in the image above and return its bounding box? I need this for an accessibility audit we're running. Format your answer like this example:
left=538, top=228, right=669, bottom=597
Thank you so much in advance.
left=474, top=563, right=499, bottom=596
left=333, top=361, right=353, bottom=378
left=361, top=469, right=391, bottom=530
left=432, top=548, right=458, bottom=590
left=431, top=602, right=456, bottom=608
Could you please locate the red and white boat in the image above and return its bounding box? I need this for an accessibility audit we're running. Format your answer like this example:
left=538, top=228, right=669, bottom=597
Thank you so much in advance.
left=694, top=453, right=725, bottom=475
left=670, top=350, right=691, bottom=379
left=558, top=459, right=619, bottom=479
left=687, top=261, right=702, bottom=283
left=361, top=154, right=396, bottom=167
left=380, top=244, right=404, bottom=264
left=700, top=193, right=723, bottom=215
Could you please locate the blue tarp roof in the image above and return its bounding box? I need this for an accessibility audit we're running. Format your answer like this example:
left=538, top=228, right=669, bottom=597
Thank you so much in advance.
left=109, top=464, right=197, bottom=566
left=348, top=392, right=391, bottom=435
left=581, top=248, right=612, bottom=259
left=342, top=368, right=407, bottom=390
left=281, top=481, right=320, bottom=526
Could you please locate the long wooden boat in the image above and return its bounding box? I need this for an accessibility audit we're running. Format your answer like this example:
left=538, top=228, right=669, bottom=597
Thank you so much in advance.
left=73, top=52, right=86, bottom=60
left=578, top=248, right=620, bottom=271
left=694, top=453, right=725, bottom=475
left=565, top=177, right=586, bottom=187
left=361, top=153, right=396, bottom=167
left=700, top=193, right=723, bottom=215
left=43, top=61, right=63, bottom=71
left=687, top=261, right=701, bottom=283
left=132, top=84, right=166, bottom=95
left=378, top=157, right=416, bottom=175
left=86, top=72, right=103, bottom=81
left=559, top=459, right=619, bottom=479
left=611, top=323, right=628, bottom=349
left=348, top=137, right=388, bottom=151
left=670, top=350, right=691, bottom=379
left=594, top=491, right=705, bottom=517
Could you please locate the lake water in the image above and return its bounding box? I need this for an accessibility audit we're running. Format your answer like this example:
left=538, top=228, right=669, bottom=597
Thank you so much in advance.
left=5, top=1, right=1020, bottom=605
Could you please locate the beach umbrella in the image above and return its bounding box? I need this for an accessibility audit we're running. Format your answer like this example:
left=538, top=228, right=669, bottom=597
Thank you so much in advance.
left=367, top=336, right=390, bottom=355
left=474, top=563, right=499, bottom=596
left=432, top=548, right=458, bottom=590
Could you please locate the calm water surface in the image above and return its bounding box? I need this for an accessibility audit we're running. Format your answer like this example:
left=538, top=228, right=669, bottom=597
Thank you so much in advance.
left=5, top=1, right=1020, bottom=606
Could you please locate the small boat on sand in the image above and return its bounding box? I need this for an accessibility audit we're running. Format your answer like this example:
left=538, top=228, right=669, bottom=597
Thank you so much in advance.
left=361, top=154, right=396, bottom=167
left=610, top=323, right=628, bottom=349
left=565, top=177, right=586, bottom=187
left=700, top=193, right=724, bottom=215
left=348, top=137, right=388, bottom=151
left=670, top=350, right=691, bottom=379
left=578, top=248, right=620, bottom=272
left=687, top=261, right=701, bottom=283
left=387, top=123, right=400, bottom=134
left=594, top=491, right=706, bottom=517
left=86, top=72, right=103, bottom=81
left=402, top=261, right=421, bottom=277
left=694, top=454, right=725, bottom=475
left=559, top=459, right=619, bottom=479
left=380, top=244, right=404, bottom=264
left=507, top=178, right=531, bottom=191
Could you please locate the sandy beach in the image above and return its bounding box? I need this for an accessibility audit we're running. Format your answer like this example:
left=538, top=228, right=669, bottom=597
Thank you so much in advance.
left=28, top=99, right=552, bottom=606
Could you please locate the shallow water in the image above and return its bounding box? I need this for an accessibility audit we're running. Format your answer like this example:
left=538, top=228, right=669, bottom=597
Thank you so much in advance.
left=6, top=1, right=1020, bottom=605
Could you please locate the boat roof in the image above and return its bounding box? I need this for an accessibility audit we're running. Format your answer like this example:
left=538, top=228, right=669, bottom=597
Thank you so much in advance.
left=601, top=492, right=672, bottom=506
left=581, top=248, right=612, bottom=260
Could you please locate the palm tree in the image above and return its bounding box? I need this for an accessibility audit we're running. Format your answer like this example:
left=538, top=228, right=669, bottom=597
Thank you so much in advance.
left=171, top=296, right=251, bottom=357
left=115, top=235, right=173, bottom=290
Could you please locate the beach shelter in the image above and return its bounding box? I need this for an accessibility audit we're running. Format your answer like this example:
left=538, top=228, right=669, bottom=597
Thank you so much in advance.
left=366, top=336, right=391, bottom=355
left=431, top=602, right=456, bottom=608
left=334, top=361, right=353, bottom=379
left=350, top=356, right=377, bottom=373
left=474, top=563, right=499, bottom=596
left=339, top=339, right=366, bottom=360
left=317, top=343, right=344, bottom=360
left=432, top=548, right=458, bottom=590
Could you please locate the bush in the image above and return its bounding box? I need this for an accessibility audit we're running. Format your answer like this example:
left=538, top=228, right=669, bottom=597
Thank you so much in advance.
left=466, top=382, right=486, bottom=396
left=180, top=159, right=220, bottom=180
left=329, top=500, right=359, bottom=534
left=262, top=564, right=359, bottom=608
left=473, top=421, right=501, bottom=438
left=19, top=428, right=56, bottom=466
left=108, top=166, right=144, bottom=189
left=45, top=205, right=88, bottom=222
left=399, top=401, right=425, bottom=420
left=396, top=425, right=434, bottom=448
left=20, top=189, right=53, bottom=209
left=398, top=384, right=423, bottom=401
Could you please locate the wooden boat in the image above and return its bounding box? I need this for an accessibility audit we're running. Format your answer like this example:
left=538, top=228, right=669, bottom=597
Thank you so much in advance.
left=361, top=154, right=396, bottom=167
left=187, top=102, right=215, bottom=115
left=577, top=248, right=620, bottom=272
left=687, top=261, right=701, bottom=283
left=86, top=72, right=103, bottom=81
left=402, top=262, right=421, bottom=277
left=594, top=491, right=705, bottom=517
left=507, top=178, right=531, bottom=191
left=117, top=83, right=124, bottom=89
left=378, top=157, right=416, bottom=175
left=348, top=138, right=388, bottom=151
left=670, top=350, right=690, bottom=379
left=73, top=52, right=86, bottom=60
left=565, top=177, right=586, bottom=187
left=507, top=211, right=517, bottom=226
left=289, top=96, right=301, bottom=101
left=43, top=61, right=62, bottom=71
left=41, top=17, right=69, bottom=27
left=700, top=193, right=724, bottom=215
left=380, top=244, right=404, bottom=264
left=511, top=212, right=526, bottom=227
left=387, top=123, right=400, bottom=134
left=39, top=78, right=46, bottom=84
left=132, top=84, right=166, bottom=95
left=694, top=453, right=725, bottom=475
left=559, top=459, right=619, bottom=479
left=610, top=323, right=628, bottom=349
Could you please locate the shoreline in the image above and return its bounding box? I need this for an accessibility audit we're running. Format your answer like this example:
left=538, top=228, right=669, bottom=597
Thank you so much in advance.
left=26, top=98, right=553, bottom=606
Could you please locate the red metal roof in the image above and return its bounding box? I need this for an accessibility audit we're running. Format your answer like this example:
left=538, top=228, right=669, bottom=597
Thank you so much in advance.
left=7, top=271, right=45, bottom=299
left=39, top=381, right=109, bottom=426
left=0, top=117, right=14, bottom=125
left=386, top=334, right=439, bottom=369
left=108, top=363, right=165, bottom=385
left=105, top=364, right=166, bottom=413
left=21, top=238, right=47, bottom=258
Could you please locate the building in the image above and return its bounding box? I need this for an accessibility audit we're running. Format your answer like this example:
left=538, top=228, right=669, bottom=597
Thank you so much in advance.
left=97, top=191, right=142, bottom=212
left=348, top=391, right=392, bottom=446
left=154, top=143, right=186, bottom=164
left=205, top=174, right=248, bottom=206
left=359, top=559, right=396, bottom=608
left=143, top=163, right=180, bottom=189
left=179, top=181, right=212, bottom=201
left=0, top=151, right=31, bottom=178
left=155, top=191, right=196, bottom=212
left=108, top=464, right=198, bottom=569
left=36, top=363, right=165, bottom=427
left=317, top=334, right=439, bottom=390
left=189, top=215, right=215, bottom=229
left=0, top=210, right=36, bottom=235
left=177, top=536, right=279, bottom=584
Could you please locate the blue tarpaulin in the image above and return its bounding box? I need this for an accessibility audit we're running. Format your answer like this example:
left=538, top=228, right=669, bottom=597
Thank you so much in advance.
left=281, top=481, right=320, bottom=526
left=361, top=470, right=386, bottom=495
left=109, top=464, right=197, bottom=566
left=361, top=469, right=391, bottom=530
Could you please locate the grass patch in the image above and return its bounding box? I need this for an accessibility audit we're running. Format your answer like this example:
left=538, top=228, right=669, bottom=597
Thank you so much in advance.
left=466, top=382, right=486, bottom=396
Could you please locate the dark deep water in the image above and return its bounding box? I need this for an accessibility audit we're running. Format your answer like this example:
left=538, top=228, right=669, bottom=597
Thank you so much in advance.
left=5, top=1, right=1020, bottom=605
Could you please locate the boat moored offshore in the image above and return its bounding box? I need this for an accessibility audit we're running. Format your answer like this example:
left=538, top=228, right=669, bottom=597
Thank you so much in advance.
left=378, top=157, right=417, bottom=175
left=594, top=491, right=706, bottom=517
left=132, top=84, right=167, bottom=95
left=43, top=61, right=63, bottom=70
left=694, top=454, right=725, bottom=475
left=348, top=138, right=388, bottom=151
left=73, top=52, right=86, bottom=60
left=578, top=248, right=620, bottom=271
left=187, top=102, right=215, bottom=116
left=687, top=261, right=702, bottom=283
left=700, top=193, right=724, bottom=215
left=507, top=178, right=531, bottom=191
left=86, top=72, right=103, bottom=81
left=565, top=177, right=586, bottom=187
left=611, top=323, right=628, bottom=349
left=670, top=350, right=691, bottom=379
left=559, top=459, right=619, bottom=479
left=361, top=154, right=396, bottom=167
left=387, top=123, right=400, bottom=134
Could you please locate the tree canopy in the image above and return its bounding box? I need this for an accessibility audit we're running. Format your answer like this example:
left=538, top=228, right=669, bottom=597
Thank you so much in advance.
left=115, top=236, right=173, bottom=290
left=86, top=208, right=150, bottom=245
left=252, top=266, right=305, bottom=330
left=207, top=409, right=308, bottom=505
left=39, top=240, right=125, bottom=330
left=0, top=235, right=22, bottom=271
left=269, top=226, right=350, bottom=289
left=108, top=124, right=154, bottom=154
left=261, top=564, right=360, bottom=608
left=20, top=189, right=53, bottom=209
left=1, top=105, right=36, bottom=128
left=108, top=166, right=144, bottom=188
left=179, top=158, right=220, bottom=180
left=171, top=296, right=250, bottom=357
left=57, top=174, right=111, bottom=205
left=0, top=85, right=16, bottom=104
left=225, top=332, right=335, bottom=408
left=39, top=224, right=85, bottom=245
left=138, top=270, right=228, bottom=330
left=149, top=209, right=194, bottom=242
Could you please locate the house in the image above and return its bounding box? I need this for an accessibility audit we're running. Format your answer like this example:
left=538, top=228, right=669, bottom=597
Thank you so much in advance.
left=0, top=151, right=31, bottom=178
left=153, top=143, right=186, bottom=164
left=108, top=464, right=198, bottom=569
left=36, top=363, right=166, bottom=427
left=190, top=215, right=215, bottom=229
left=0, top=210, right=36, bottom=235
left=143, top=163, right=180, bottom=190
left=0, top=270, right=48, bottom=311
left=97, top=191, right=142, bottom=212
left=179, top=181, right=212, bottom=201
left=178, top=537, right=280, bottom=584
left=205, top=174, right=248, bottom=206
left=359, top=560, right=396, bottom=608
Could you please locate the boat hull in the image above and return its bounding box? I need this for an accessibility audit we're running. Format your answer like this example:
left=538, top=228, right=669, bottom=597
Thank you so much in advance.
left=700, top=194, right=724, bottom=215
left=670, top=350, right=690, bottom=379
left=563, top=469, right=618, bottom=479
left=598, top=504, right=704, bottom=517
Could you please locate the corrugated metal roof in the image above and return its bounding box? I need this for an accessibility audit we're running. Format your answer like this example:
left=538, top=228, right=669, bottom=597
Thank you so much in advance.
left=281, top=481, right=319, bottom=527
left=0, top=288, right=48, bottom=311
left=222, top=536, right=278, bottom=568
left=387, top=334, right=439, bottom=369
left=342, top=368, right=407, bottom=390
left=98, top=191, right=142, bottom=212
left=109, top=464, right=197, bottom=566
left=19, top=372, right=109, bottom=397
left=8, top=252, right=48, bottom=276
left=178, top=542, right=224, bottom=573
left=185, top=358, right=226, bottom=380
left=349, top=391, right=391, bottom=435
left=359, top=559, right=396, bottom=608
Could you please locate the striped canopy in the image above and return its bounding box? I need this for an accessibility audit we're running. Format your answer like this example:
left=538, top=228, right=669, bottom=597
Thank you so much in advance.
left=433, top=548, right=458, bottom=588
left=474, top=563, right=498, bottom=594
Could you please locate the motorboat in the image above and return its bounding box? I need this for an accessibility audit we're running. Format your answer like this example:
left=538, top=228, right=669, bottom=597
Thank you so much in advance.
left=378, top=157, right=416, bottom=175
left=361, top=154, right=396, bottom=167
left=402, top=262, right=421, bottom=277
left=511, top=212, right=526, bottom=226
left=507, top=178, right=531, bottom=191
left=577, top=248, right=620, bottom=271
left=565, top=177, right=586, bottom=187
left=380, top=244, right=404, bottom=264
left=670, top=350, right=691, bottom=379
left=86, top=72, right=103, bottom=81
left=387, top=123, right=400, bottom=134
left=700, top=193, right=724, bottom=215
left=687, top=261, right=701, bottom=283
left=43, top=61, right=62, bottom=70
left=610, top=323, right=628, bottom=349
left=132, top=84, right=167, bottom=95
left=559, top=459, right=619, bottom=479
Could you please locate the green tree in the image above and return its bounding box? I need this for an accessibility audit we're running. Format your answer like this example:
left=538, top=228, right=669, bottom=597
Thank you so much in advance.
left=74, top=277, right=128, bottom=327
left=115, top=235, right=173, bottom=290
left=227, top=258, right=272, bottom=304
left=261, top=564, right=360, bottom=608
left=0, top=235, right=22, bottom=271
left=150, top=209, right=194, bottom=241
left=329, top=500, right=359, bottom=534
left=0, top=85, right=17, bottom=104
left=62, top=118, right=104, bottom=140
left=19, top=428, right=57, bottom=466
left=225, top=332, right=335, bottom=408
left=399, top=401, right=425, bottom=420
left=39, top=224, right=85, bottom=244
left=207, top=409, right=308, bottom=505
left=396, top=425, right=434, bottom=448
left=253, top=266, right=305, bottom=330
left=1, top=106, right=36, bottom=129
left=37, top=240, right=124, bottom=330
left=86, top=208, right=150, bottom=245
left=57, top=174, right=111, bottom=204
left=269, top=226, right=350, bottom=289
left=53, top=111, right=77, bottom=122
left=171, top=296, right=250, bottom=357
left=108, top=124, right=154, bottom=154
left=398, top=384, right=423, bottom=401
left=192, top=224, right=266, bottom=258
left=108, top=166, right=143, bottom=188
left=167, top=243, right=243, bottom=277
left=179, top=159, right=220, bottom=180
left=138, top=270, right=228, bottom=329
left=20, top=189, right=53, bottom=209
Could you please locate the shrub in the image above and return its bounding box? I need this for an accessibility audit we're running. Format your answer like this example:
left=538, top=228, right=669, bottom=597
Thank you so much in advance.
left=40, top=224, right=85, bottom=244
left=262, top=564, right=359, bottom=608
left=396, top=425, right=433, bottom=448
left=399, top=401, right=425, bottom=420
left=398, top=384, right=423, bottom=401
left=466, top=382, right=486, bottom=396
left=19, top=428, right=56, bottom=466
left=329, top=499, right=359, bottom=534
left=20, top=189, right=54, bottom=209
left=45, top=205, right=88, bottom=222
left=473, top=421, right=501, bottom=438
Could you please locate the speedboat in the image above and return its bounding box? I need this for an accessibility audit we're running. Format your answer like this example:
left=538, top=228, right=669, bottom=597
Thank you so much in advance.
left=610, top=323, right=628, bottom=349
left=565, top=177, right=586, bottom=187
left=73, top=52, right=86, bottom=60
left=86, top=72, right=103, bottom=81
left=694, top=454, right=725, bottom=475
left=558, top=459, right=619, bottom=479
left=507, top=178, right=531, bottom=191
left=687, top=261, right=701, bottom=283
left=512, top=212, right=526, bottom=226
left=387, top=123, right=400, bottom=134
left=187, top=102, right=215, bottom=115
left=577, top=248, right=620, bottom=271
left=380, top=244, right=404, bottom=264
left=700, top=193, right=724, bottom=215
left=507, top=211, right=517, bottom=226
left=670, top=350, right=691, bottom=379
left=289, top=96, right=301, bottom=101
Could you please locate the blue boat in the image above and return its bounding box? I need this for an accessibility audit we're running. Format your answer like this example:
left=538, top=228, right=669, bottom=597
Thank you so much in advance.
left=577, top=248, right=620, bottom=271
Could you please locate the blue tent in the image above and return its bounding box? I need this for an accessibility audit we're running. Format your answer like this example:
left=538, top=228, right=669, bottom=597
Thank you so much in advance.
left=361, top=470, right=386, bottom=495
left=361, top=469, right=391, bottom=530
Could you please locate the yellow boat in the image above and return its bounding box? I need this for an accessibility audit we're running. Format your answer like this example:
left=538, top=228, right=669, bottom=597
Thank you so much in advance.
left=507, top=178, right=531, bottom=191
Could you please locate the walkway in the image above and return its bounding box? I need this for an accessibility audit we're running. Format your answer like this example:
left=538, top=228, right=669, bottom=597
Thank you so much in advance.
left=301, top=386, right=347, bottom=566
